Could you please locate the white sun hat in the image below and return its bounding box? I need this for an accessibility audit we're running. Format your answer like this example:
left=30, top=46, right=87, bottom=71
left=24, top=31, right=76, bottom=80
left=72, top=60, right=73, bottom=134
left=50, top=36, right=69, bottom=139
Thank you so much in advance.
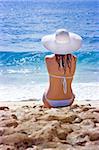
left=41, top=29, right=82, bottom=54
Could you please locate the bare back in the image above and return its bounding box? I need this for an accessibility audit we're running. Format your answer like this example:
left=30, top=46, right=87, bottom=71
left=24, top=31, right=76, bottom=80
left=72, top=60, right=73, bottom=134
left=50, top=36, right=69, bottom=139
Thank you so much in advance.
left=44, top=54, right=77, bottom=100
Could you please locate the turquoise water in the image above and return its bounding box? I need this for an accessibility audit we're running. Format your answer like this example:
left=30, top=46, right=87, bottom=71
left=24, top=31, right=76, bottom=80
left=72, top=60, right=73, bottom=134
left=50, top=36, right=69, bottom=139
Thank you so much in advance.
left=0, top=0, right=99, bottom=101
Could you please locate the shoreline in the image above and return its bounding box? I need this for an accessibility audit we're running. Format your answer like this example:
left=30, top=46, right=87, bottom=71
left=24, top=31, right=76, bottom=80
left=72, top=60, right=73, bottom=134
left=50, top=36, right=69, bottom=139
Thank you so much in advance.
left=0, top=98, right=99, bottom=109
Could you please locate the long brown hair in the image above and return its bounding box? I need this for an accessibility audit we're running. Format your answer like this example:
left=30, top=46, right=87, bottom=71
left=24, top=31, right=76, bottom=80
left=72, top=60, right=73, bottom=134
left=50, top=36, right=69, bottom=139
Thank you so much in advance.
left=55, top=54, right=72, bottom=74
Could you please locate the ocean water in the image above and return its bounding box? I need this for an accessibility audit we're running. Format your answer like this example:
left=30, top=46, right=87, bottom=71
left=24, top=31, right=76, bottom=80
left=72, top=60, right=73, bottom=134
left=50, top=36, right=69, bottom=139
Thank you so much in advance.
left=0, top=0, right=99, bottom=101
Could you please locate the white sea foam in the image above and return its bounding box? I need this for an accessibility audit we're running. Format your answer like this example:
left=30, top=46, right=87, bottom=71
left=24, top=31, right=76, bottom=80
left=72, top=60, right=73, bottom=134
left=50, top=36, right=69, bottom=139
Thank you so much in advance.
left=72, top=83, right=99, bottom=101
left=7, top=69, right=33, bottom=74
left=0, top=82, right=99, bottom=102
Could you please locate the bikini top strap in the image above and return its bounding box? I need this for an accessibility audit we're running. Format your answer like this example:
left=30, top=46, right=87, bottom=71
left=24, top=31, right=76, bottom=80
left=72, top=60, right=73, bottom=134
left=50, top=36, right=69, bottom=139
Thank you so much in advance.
left=49, top=74, right=73, bottom=79
left=63, top=77, right=67, bottom=94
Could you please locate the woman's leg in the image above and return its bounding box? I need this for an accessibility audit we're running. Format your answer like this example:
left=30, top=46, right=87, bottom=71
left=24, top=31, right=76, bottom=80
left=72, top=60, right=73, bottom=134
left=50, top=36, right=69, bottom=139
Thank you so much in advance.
left=42, top=93, right=52, bottom=108
left=69, top=94, right=75, bottom=106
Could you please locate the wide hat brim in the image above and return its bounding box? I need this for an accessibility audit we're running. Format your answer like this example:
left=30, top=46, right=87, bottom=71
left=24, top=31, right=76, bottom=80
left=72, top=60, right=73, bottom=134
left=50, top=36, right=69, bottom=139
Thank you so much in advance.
left=41, top=32, right=82, bottom=54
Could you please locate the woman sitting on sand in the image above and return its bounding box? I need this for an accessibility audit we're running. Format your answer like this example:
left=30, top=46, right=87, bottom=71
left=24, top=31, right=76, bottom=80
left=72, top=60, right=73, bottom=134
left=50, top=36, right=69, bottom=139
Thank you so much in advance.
left=41, top=29, right=82, bottom=108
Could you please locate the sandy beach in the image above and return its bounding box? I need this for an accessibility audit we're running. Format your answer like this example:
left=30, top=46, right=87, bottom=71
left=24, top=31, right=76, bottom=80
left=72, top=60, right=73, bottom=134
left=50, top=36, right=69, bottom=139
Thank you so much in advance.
left=0, top=100, right=99, bottom=150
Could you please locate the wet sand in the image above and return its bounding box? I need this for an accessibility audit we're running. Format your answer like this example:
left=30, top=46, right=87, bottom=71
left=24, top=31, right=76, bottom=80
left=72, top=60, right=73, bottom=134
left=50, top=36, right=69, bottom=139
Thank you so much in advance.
left=0, top=100, right=99, bottom=150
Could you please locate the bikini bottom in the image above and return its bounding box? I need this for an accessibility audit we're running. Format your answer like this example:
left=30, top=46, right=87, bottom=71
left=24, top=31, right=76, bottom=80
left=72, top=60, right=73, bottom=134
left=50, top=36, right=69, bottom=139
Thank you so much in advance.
left=44, top=94, right=74, bottom=107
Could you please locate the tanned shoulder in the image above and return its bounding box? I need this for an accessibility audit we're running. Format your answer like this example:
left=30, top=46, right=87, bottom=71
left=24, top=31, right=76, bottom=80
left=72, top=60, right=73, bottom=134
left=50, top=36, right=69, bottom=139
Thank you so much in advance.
left=45, top=54, right=55, bottom=62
